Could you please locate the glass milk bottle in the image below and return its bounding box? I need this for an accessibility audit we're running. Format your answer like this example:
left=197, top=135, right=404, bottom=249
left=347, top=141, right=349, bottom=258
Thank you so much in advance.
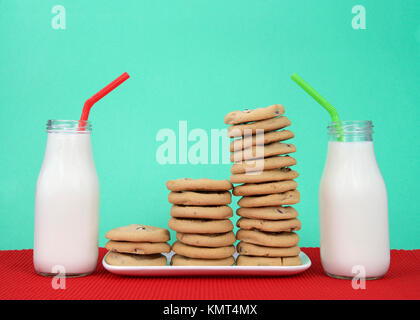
left=34, top=120, right=100, bottom=277
left=319, top=121, right=389, bottom=279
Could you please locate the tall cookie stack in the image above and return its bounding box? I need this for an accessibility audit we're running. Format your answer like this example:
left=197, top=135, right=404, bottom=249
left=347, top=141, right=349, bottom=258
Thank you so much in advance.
left=166, top=178, right=236, bottom=266
left=224, top=104, right=302, bottom=266
left=104, top=224, right=171, bottom=266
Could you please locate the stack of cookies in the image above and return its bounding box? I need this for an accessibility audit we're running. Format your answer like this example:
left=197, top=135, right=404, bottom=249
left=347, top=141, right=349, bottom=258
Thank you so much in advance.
left=104, top=224, right=171, bottom=266
left=224, top=104, right=302, bottom=266
left=166, top=178, right=236, bottom=266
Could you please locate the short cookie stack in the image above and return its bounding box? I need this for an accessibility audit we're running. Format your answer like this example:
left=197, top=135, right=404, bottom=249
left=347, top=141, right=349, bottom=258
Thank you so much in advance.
left=224, top=104, right=302, bottom=266
left=104, top=224, right=171, bottom=266
left=166, top=178, right=236, bottom=266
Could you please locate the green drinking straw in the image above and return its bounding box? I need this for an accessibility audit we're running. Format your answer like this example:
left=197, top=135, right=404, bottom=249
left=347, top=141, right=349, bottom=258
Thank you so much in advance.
left=291, top=73, right=344, bottom=142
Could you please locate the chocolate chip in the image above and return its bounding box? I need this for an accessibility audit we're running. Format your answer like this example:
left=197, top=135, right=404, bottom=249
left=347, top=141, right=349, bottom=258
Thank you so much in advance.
left=276, top=209, right=284, bottom=214
left=136, top=226, right=146, bottom=230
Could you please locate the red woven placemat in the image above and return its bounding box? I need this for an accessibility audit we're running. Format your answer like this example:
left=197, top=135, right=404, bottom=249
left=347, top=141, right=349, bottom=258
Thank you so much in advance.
left=0, top=248, right=418, bottom=300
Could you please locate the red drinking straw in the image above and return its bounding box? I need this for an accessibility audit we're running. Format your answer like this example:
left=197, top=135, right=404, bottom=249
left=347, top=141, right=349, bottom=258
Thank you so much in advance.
left=80, top=72, right=130, bottom=122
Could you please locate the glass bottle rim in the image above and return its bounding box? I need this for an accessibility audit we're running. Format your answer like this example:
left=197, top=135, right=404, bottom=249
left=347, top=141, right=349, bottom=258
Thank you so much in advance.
left=46, top=120, right=92, bottom=133
left=328, top=120, right=373, bottom=135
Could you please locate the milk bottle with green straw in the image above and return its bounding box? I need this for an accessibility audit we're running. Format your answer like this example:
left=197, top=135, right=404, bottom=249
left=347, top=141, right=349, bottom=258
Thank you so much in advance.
left=292, top=73, right=390, bottom=279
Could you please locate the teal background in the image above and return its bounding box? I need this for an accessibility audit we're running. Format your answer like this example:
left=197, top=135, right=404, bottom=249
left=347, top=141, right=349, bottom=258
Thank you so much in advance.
left=0, top=0, right=419, bottom=250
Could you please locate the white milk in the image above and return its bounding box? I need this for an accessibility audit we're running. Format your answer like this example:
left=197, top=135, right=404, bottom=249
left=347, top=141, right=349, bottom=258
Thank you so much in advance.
left=34, top=121, right=99, bottom=276
left=319, top=140, right=389, bottom=279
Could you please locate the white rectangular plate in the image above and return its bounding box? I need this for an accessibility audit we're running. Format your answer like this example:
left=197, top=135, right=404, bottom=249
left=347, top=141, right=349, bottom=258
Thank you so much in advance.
left=102, top=251, right=311, bottom=277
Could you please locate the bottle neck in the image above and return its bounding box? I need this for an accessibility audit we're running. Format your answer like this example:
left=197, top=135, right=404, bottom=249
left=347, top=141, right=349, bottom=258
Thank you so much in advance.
left=327, top=120, right=373, bottom=142
left=44, top=131, right=93, bottom=164
left=43, top=120, right=93, bottom=163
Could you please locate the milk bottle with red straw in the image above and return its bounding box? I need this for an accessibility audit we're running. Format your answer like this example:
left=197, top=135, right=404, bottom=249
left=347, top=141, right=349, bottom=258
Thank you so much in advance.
left=292, top=73, right=390, bottom=279
left=34, top=73, right=129, bottom=277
